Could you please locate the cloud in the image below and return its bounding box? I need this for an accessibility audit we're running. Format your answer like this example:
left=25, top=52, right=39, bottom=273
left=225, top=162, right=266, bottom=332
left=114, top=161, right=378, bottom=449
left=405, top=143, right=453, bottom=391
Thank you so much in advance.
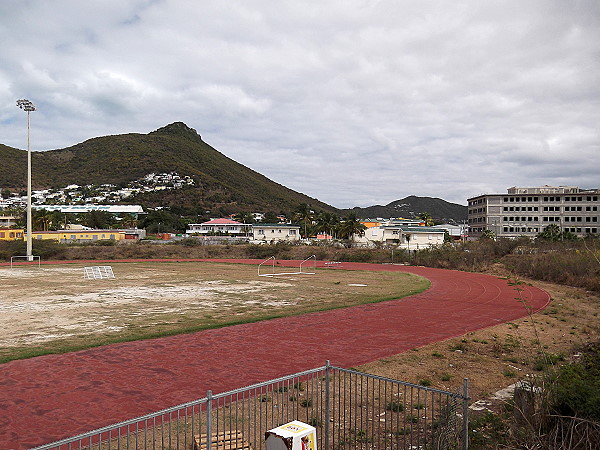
left=1, top=0, right=598, bottom=207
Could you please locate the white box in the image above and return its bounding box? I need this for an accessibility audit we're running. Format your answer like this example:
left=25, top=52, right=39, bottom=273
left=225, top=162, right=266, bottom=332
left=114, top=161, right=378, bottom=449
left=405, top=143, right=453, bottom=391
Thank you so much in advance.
left=265, top=420, right=317, bottom=450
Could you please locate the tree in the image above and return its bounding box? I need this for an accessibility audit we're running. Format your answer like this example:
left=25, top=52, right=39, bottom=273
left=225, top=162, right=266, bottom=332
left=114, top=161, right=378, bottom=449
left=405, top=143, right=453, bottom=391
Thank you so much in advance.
left=83, top=211, right=116, bottom=229
left=537, top=224, right=572, bottom=241
left=49, top=211, right=67, bottom=230
left=315, top=212, right=340, bottom=238
left=261, top=212, right=279, bottom=223
left=418, top=212, right=434, bottom=227
left=139, top=210, right=180, bottom=234
left=292, top=203, right=314, bottom=238
left=337, top=213, right=366, bottom=240
left=234, top=212, right=255, bottom=224
left=480, top=229, right=496, bottom=240
left=120, top=214, right=139, bottom=229
left=33, top=209, right=53, bottom=232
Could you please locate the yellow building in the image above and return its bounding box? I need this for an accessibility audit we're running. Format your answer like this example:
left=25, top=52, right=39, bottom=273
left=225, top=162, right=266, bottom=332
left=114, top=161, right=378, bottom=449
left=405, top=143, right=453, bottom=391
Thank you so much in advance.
left=0, top=228, right=24, bottom=241
left=30, top=230, right=126, bottom=242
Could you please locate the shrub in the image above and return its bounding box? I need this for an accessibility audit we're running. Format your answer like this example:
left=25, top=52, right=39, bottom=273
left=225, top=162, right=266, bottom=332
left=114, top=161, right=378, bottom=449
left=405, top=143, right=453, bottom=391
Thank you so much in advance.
left=386, top=401, right=404, bottom=412
left=551, top=342, right=600, bottom=421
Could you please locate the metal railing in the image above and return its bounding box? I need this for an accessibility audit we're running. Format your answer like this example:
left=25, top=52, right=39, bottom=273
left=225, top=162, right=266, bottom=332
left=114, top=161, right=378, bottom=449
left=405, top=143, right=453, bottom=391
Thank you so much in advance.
left=33, top=362, right=469, bottom=450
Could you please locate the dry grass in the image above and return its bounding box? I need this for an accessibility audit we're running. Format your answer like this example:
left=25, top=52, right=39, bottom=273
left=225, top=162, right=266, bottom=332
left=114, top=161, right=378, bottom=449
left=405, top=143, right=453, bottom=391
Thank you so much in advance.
left=359, top=274, right=599, bottom=403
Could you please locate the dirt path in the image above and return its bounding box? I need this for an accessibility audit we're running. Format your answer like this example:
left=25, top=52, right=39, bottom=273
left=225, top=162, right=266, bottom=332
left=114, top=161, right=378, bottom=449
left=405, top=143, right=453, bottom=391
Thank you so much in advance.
left=0, top=259, right=549, bottom=449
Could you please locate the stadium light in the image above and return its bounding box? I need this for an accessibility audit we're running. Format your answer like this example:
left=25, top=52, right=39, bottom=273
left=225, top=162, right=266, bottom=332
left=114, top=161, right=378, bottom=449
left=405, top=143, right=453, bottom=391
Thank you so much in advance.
left=16, top=99, right=36, bottom=261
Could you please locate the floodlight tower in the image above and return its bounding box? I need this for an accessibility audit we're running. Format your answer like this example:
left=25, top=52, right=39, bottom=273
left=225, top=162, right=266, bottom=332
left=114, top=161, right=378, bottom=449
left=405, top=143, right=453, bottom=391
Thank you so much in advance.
left=16, top=99, right=36, bottom=261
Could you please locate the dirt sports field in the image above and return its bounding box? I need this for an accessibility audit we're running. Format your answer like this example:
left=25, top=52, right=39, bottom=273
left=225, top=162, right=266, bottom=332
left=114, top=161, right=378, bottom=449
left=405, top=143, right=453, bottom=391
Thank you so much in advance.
left=0, top=261, right=427, bottom=361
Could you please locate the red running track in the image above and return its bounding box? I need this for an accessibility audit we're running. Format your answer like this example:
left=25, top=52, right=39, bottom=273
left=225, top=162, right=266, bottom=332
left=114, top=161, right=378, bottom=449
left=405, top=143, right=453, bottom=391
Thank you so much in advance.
left=0, top=259, right=550, bottom=449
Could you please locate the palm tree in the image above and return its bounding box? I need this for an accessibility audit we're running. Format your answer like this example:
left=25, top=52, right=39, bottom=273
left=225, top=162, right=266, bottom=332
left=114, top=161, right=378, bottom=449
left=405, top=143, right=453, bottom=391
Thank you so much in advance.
left=121, top=213, right=139, bottom=229
left=293, top=203, right=314, bottom=238
left=33, top=209, right=53, bottom=231
left=315, top=212, right=340, bottom=238
left=337, top=213, right=366, bottom=240
left=418, top=212, right=434, bottom=226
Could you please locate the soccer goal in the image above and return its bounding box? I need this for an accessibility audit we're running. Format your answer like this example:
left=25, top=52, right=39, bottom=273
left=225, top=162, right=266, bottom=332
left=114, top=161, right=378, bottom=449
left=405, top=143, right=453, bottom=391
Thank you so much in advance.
left=10, top=255, right=41, bottom=269
left=258, top=255, right=317, bottom=277
left=84, top=266, right=116, bottom=280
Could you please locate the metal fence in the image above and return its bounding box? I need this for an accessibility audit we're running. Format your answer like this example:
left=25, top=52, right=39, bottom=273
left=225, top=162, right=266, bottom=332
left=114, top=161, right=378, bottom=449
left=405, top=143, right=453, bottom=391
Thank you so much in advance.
left=33, top=362, right=469, bottom=450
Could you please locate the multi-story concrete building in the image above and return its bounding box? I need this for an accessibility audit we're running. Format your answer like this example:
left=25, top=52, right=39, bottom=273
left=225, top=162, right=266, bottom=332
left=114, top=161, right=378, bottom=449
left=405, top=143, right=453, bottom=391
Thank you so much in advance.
left=468, top=186, right=600, bottom=239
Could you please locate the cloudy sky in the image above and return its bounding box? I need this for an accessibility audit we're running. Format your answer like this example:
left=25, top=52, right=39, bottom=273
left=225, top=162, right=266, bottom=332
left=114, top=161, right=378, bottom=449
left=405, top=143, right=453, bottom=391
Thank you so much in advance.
left=1, top=1, right=598, bottom=208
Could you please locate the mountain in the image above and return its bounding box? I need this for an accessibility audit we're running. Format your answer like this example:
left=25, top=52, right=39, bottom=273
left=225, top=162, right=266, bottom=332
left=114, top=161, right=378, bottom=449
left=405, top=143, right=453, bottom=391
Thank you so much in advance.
left=0, top=122, right=337, bottom=216
left=342, top=196, right=467, bottom=223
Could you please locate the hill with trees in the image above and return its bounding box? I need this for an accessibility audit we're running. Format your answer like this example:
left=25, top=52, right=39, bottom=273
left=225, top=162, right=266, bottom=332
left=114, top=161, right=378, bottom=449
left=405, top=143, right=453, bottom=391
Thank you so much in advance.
left=342, top=195, right=467, bottom=223
left=0, top=122, right=337, bottom=217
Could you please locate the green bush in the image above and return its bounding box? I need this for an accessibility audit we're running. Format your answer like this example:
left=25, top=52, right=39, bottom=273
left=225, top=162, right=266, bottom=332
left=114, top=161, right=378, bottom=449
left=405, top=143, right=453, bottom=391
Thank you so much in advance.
left=551, top=342, right=600, bottom=421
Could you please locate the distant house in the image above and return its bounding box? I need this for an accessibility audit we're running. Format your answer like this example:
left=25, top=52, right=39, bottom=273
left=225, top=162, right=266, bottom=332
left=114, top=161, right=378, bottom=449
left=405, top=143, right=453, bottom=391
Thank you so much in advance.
left=251, top=224, right=301, bottom=243
left=432, top=224, right=467, bottom=241
left=0, top=228, right=24, bottom=241
left=186, top=218, right=249, bottom=236
left=354, top=219, right=445, bottom=249
left=30, top=230, right=126, bottom=243
left=0, top=215, right=18, bottom=228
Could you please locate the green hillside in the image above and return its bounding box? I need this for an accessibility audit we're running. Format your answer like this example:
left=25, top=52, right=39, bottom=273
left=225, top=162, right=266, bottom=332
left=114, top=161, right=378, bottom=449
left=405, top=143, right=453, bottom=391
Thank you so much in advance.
left=342, top=195, right=467, bottom=223
left=0, top=122, right=337, bottom=215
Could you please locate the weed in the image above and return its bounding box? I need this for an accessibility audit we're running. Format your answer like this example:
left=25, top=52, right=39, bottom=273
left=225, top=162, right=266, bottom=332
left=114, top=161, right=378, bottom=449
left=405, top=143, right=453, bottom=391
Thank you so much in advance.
left=386, top=401, right=404, bottom=412
left=300, top=398, right=312, bottom=407
left=307, top=416, right=322, bottom=427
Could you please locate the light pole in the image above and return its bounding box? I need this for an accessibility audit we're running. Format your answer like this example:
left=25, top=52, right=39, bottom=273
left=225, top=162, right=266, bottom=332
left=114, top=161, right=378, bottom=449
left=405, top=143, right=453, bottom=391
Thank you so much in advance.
left=16, top=99, right=36, bottom=261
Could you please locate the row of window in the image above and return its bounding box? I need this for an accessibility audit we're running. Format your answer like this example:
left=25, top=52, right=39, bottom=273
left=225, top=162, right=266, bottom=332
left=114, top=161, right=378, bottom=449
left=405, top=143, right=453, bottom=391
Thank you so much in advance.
left=565, top=216, right=599, bottom=222
left=0, top=231, right=23, bottom=239
left=503, top=227, right=540, bottom=233
left=503, top=216, right=599, bottom=223
left=36, top=234, right=117, bottom=239
left=504, top=206, right=539, bottom=212
left=257, top=229, right=297, bottom=235
left=469, top=207, right=485, bottom=214
left=503, top=196, right=599, bottom=203
left=502, top=227, right=598, bottom=234
left=503, top=197, right=540, bottom=202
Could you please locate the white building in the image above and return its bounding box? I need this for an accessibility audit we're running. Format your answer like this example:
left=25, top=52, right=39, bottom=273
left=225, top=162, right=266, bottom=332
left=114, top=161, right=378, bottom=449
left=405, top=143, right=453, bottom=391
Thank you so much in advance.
left=251, top=224, right=301, bottom=243
left=468, top=186, right=600, bottom=238
left=186, top=218, right=249, bottom=235
left=355, top=219, right=446, bottom=249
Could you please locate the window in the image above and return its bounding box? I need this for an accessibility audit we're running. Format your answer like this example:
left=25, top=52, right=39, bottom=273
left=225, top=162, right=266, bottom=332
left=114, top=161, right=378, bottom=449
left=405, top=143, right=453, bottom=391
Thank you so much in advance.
left=289, top=230, right=296, bottom=235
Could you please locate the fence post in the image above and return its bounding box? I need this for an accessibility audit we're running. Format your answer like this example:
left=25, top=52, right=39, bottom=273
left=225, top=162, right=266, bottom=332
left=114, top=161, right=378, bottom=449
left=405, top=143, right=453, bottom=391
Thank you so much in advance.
left=206, top=390, right=213, bottom=450
left=325, top=360, right=331, bottom=450
left=462, top=378, right=469, bottom=450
